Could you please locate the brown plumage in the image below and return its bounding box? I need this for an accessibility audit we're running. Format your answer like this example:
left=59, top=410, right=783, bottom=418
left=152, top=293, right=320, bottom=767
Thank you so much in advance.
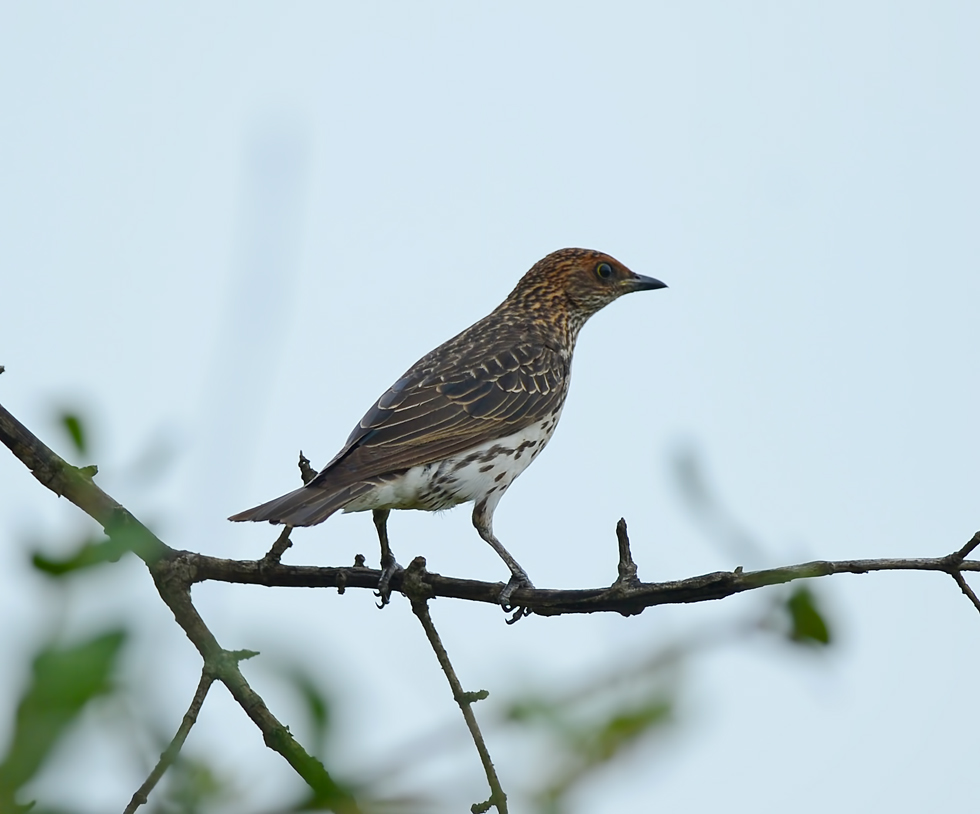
left=230, top=248, right=666, bottom=612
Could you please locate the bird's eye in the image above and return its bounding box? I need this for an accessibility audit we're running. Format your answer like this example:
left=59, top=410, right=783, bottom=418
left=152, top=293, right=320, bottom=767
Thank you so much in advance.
left=595, top=262, right=614, bottom=280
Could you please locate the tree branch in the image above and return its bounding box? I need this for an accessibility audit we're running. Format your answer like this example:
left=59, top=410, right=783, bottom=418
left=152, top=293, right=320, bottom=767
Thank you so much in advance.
left=402, top=557, right=507, bottom=814
left=4, top=398, right=978, bottom=622
left=0, top=400, right=359, bottom=811
left=181, top=545, right=980, bottom=617
left=124, top=669, right=215, bottom=814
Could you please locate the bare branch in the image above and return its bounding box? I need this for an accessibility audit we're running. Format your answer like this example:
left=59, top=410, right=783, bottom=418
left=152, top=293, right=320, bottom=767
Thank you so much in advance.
left=402, top=558, right=507, bottom=814
left=0, top=401, right=168, bottom=564
left=0, top=400, right=359, bottom=811
left=124, top=669, right=215, bottom=813
left=614, top=517, right=640, bottom=589
left=4, top=396, right=978, bottom=619
left=7, top=399, right=979, bottom=622
left=952, top=530, right=980, bottom=562
left=180, top=546, right=980, bottom=618
left=297, top=451, right=317, bottom=485
left=260, top=525, right=294, bottom=567
left=948, top=570, right=980, bottom=616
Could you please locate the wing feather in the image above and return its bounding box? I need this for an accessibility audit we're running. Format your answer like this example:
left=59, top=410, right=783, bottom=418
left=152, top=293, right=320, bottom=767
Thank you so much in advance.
left=310, top=340, right=568, bottom=491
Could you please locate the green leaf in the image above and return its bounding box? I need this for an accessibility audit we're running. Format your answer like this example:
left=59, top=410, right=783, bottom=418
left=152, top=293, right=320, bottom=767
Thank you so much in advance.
left=59, top=413, right=86, bottom=455
left=786, top=586, right=831, bottom=645
left=295, top=673, right=331, bottom=744
left=580, top=699, right=672, bottom=764
left=0, top=630, right=127, bottom=803
left=282, top=668, right=335, bottom=756
left=31, top=536, right=130, bottom=577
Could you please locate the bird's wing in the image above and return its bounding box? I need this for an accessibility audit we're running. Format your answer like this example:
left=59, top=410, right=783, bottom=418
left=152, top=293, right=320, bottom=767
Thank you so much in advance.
left=310, top=339, right=568, bottom=490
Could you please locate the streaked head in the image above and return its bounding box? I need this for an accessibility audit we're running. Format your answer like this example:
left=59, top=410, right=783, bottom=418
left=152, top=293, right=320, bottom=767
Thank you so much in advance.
left=506, top=248, right=666, bottom=333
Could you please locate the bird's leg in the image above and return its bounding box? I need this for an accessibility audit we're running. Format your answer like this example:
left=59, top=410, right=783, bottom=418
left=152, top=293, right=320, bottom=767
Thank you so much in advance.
left=472, top=501, right=534, bottom=619
left=373, top=508, right=402, bottom=607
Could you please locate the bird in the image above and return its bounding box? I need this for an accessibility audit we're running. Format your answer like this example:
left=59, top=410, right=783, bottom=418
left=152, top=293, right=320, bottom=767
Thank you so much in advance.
left=230, top=248, right=666, bottom=615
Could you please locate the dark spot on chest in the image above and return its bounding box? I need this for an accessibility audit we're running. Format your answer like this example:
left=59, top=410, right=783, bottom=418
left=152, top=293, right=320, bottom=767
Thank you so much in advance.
left=513, top=439, right=538, bottom=460
left=451, top=451, right=483, bottom=472
left=478, top=445, right=509, bottom=463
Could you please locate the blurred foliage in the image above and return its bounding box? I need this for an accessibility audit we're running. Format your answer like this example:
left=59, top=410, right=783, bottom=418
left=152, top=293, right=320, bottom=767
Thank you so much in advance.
left=500, top=643, right=682, bottom=814
left=148, top=755, right=230, bottom=814
left=286, top=669, right=334, bottom=755
left=0, top=631, right=127, bottom=810
left=31, top=535, right=130, bottom=576
left=785, top=586, right=831, bottom=645
left=59, top=412, right=87, bottom=456
left=1, top=407, right=237, bottom=814
left=516, top=694, right=674, bottom=814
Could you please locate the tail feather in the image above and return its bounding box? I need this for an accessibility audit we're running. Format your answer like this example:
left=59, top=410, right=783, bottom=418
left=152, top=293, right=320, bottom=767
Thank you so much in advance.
left=228, top=482, right=375, bottom=527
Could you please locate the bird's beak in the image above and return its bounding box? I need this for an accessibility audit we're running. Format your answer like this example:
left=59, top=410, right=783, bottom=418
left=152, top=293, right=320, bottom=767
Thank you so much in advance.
left=627, top=273, right=667, bottom=292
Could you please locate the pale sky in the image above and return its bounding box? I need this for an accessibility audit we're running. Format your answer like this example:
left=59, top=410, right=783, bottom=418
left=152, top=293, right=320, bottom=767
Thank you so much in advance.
left=1, top=3, right=978, bottom=812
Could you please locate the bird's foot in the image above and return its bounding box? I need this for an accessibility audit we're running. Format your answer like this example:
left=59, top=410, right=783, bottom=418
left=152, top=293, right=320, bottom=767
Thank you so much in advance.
left=375, top=554, right=404, bottom=609
left=499, top=570, right=534, bottom=624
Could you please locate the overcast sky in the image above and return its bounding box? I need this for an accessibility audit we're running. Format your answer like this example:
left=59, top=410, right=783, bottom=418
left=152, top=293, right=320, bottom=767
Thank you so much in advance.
left=2, top=3, right=979, bottom=812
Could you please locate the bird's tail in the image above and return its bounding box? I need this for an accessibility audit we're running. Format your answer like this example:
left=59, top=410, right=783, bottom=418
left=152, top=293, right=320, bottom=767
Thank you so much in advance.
left=228, top=482, right=375, bottom=527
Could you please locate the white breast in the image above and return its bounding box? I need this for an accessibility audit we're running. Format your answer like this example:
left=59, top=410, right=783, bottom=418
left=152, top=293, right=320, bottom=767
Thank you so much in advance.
left=342, top=408, right=563, bottom=515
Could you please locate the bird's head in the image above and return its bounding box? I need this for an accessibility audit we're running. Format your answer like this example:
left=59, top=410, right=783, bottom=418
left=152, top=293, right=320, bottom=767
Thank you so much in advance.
left=505, top=248, right=666, bottom=338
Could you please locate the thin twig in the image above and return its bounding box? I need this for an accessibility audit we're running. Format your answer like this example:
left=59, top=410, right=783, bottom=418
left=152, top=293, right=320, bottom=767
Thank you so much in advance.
left=261, top=525, right=294, bottom=566
left=298, top=451, right=317, bottom=485
left=952, top=530, right=980, bottom=562
left=124, top=669, right=215, bottom=813
left=614, top=517, right=640, bottom=588
left=402, top=557, right=508, bottom=814
left=948, top=570, right=980, bottom=615
left=255, top=453, right=315, bottom=566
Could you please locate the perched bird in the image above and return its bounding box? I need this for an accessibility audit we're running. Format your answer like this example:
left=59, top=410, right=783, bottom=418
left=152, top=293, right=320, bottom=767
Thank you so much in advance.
left=230, top=248, right=666, bottom=613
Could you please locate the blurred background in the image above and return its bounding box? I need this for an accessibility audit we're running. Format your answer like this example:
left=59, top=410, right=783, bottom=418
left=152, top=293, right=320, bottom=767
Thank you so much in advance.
left=1, top=2, right=978, bottom=812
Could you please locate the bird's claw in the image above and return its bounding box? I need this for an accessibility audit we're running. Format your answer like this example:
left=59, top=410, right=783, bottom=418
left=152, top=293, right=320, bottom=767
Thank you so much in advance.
left=499, top=572, right=534, bottom=623
left=375, top=556, right=404, bottom=609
